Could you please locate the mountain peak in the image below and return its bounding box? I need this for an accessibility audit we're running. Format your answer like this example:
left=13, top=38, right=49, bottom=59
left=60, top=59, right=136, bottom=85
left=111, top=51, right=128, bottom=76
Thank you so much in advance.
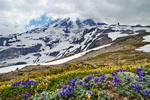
left=82, top=18, right=96, bottom=26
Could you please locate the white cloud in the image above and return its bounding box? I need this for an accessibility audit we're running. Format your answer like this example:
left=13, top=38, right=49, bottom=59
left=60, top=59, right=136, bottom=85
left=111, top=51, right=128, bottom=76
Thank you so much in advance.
left=0, top=0, right=150, bottom=35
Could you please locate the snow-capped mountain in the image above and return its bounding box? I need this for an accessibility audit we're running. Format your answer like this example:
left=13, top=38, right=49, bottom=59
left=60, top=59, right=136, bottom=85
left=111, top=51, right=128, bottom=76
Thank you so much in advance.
left=0, top=18, right=150, bottom=67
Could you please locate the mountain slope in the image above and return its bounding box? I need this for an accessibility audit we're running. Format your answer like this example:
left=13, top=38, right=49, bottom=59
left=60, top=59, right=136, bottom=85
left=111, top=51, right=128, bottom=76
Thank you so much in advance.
left=0, top=25, right=150, bottom=99
left=0, top=18, right=150, bottom=67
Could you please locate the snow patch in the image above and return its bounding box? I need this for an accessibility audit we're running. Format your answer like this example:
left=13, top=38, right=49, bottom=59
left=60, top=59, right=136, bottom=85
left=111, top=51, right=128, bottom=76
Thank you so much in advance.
left=0, top=44, right=111, bottom=73
left=0, top=65, right=28, bottom=73
left=107, top=32, right=128, bottom=41
left=142, top=35, right=150, bottom=42
left=136, top=44, right=150, bottom=52
left=136, top=35, right=150, bottom=52
left=39, top=43, right=111, bottom=65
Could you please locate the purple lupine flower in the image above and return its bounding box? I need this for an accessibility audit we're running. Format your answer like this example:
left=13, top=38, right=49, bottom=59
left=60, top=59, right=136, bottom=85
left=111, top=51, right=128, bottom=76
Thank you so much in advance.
left=113, top=77, right=122, bottom=85
left=34, top=81, right=40, bottom=84
left=75, top=77, right=80, bottom=80
left=12, top=81, right=22, bottom=86
left=137, top=71, right=146, bottom=77
left=116, top=69, right=126, bottom=72
left=24, top=93, right=30, bottom=98
left=112, top=69, right=126, bottom=77
left=77, top=81, right=83, bottom=85
left=29, top=80, right=35, bottom=85
left=143, top=90, right=150, bottom=97
left=22, top=80, right=29, bottom=85
left=100, top=74, right=106, bottom=82
left=21, top=80, right=39, bottom=87
left=100, top=74, right=104, bottom=77
left=100, top=75, right=106, bottom=80
left=126, top=78, right=132, bottom=81
left=70, top=77, right=80, bottom=86
left=65, top=90, right=72, bottom=96
left=43, top=94, right=47, bottom=98
left=113, top=82, right=120, bottom=85
left=62, top=85, right=67, bottom=89
left=94, top=78, right=99, bottom=83
left=114, top=77, right=122, bottom=82
left=143, top=65, right=148, bottom=69
left=84, top=76, right=94, bottom=82
left=136, top=68, right=143, bottom=72
left=131, top=83, right=142, bottom=92
left=93, top=72, right=98, bottom=74
left=23, top=85, right=28, bottom=88
left=88, top=91, right=94, bottom=96
left=112, top=72, right=118, bottom=76
left=60, top=91, right=65, bottom=97
left=84, top=83, right=90, bottom=88
left=138, top=77, right=146, bottom=82
left=12, top=80, right=40, bottom=88
left=68, top=85, right=74, bottom=92
left=70, top=79, right=76, bottom=86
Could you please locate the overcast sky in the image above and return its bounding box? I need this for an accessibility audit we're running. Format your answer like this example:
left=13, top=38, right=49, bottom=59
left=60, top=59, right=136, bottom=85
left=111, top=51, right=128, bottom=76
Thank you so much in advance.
left=0, top=0, right=150, bottom=35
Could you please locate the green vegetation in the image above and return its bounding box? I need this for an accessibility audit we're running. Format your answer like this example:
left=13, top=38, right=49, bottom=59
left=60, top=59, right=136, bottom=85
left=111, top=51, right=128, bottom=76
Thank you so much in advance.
left=0, top=33, right=150, bottom=99
left=0, top=63, right=150, bottom=99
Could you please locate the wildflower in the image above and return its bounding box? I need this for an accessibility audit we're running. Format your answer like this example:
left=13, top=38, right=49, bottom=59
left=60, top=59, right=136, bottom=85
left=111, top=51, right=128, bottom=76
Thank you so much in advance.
left=94, top=78, right=99, bottom=83
left=137, top=72, right=146, bottom=77
left=65, top=90, right=72, bottom=96
left=113, top=82, right=120, bottom=85
left=143, top=90, right=150, bottom=97
left=12, top=81, right=21, bottom=86
left=24, top=93, right=30, bottom=98
left=34, top=81, right=40, bottom=84
left=84, top=83, right=90, bottom=88
left=112, top=72, right=118, bottom=76
left=126, top=78, right=131, bottom=81
left=100, top=75, right=106, bottom=80
left=77, top=81, right=83, bottom=85
left=62, top=85, right=67, bottom=89
left=113, top=77, right=122, bottom=85
left=93, top=72, right=98, bottom=74
left=23, top=85, right=28, bottom=88
left=136, top=68, right=143, bottom=72
left=68, top=85, right=74, bottom=92
left=138, top=77, right=146, bottom=82
left=75, top=77, right=80, bottom=80
left=143, top=65, right=148, bottom=69
left=112, top=69, right=126, bottom=77
left=88, top=91, right=94, bottom=96
left=100, top=74, right=104, bottom=77
left=43, top=94, right=47, bottom=98
left=70, top=77, right=80, bottom=86
left=116, top=69, right=126, bottom=72
left=70, top=79, right=77, bottom=86
left=22, top=80, right=35, bottom=85
left=84, top=76, right=94, bottom=82
left=12, top=80, right=40, bottom=88
left=60, top=91, right=65, bottom=97
left=131, top=83, right=142, bottom=92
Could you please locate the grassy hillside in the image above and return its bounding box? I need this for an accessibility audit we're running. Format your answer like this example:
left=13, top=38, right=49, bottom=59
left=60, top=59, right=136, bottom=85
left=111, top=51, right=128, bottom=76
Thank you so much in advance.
left=0, top=33, right=150, bottom=99
left=67, top=33, right=150, bottom=66
left=0, top=63, right=150, bottom=99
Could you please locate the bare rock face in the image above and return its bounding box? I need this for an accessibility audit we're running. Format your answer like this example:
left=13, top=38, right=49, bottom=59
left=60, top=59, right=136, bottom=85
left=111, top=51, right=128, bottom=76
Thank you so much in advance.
left=0, top=44, right=42, bottom=61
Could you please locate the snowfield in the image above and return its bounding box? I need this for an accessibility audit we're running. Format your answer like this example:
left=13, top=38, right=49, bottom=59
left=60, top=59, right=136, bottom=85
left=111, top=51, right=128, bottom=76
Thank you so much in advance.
left=136, top=35, right=150, bottom=52
left=0, top=65, right=28, bottom=74
left=107, top=32, right=128, bottom=41
left=0, top=44, right=111, bottom=73
left=136, top=44, right=150, bottom=52
left=1, top=18, right=150, bottom=74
